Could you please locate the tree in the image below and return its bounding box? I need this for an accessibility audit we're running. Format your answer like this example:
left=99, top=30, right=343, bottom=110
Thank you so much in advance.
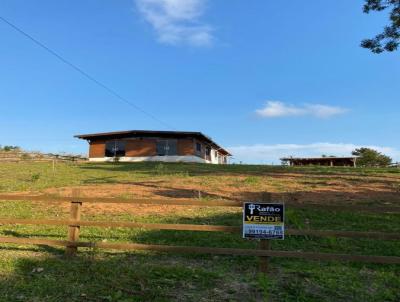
left=0, top=145, right=20, bottom=152
left=361, top=0, right=400, bottom=53
left=352, top=147, right=392, bottom=167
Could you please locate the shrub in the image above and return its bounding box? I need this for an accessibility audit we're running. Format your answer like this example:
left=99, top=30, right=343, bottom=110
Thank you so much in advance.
left=21, top=153, right=31, bottom=160
left=30, top=173, right=41, bottom=182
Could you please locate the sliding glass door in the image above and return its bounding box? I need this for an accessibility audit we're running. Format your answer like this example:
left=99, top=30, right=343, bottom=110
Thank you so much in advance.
left=156, top=140, right=177, bottom=156
left=105, top=141, right=126, bottom=157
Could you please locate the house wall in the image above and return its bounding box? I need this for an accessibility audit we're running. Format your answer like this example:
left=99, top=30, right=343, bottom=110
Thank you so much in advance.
left=89, top=155, right=208, bottom=163
left=193, top=139, right=225, bottom=164
left=89, top=138, right=197, bottom=157
left=89, top=140, right=105, bottom=158
left=125, top=139, right=157, bottom=156
left=87, top=137, right=228, bottom=164
left=177, top=139, right=195, bottom=155
left=210, top=148, right=219, bottom=164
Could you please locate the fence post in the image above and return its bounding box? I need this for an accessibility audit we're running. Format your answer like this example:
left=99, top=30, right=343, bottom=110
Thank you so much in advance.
left=259, top=192, right=272, bottom=274
left=65, top=188, right=82, bottom=257
left=52, top=159, right=56, bottom=175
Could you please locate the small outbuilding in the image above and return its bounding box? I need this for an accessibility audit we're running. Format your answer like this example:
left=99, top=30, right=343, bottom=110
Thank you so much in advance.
left=281, top=156, right=357, bottom=167
left=75, top=130, right=231, bottom=164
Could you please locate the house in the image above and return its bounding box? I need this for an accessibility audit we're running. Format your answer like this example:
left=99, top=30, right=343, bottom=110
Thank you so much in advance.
left=281, top=156, right=357, bottom=167
left=75, top=130, right=231, bottom=164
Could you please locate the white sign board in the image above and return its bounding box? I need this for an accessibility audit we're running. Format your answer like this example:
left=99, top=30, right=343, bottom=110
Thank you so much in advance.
left=243, top=202, right=284, bottom=240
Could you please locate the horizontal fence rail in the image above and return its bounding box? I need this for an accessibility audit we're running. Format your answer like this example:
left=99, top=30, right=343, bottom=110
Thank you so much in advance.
left=1, top=218, right=399, bottom=240
left=1, top=194, right=400, bottom=213
left=0, top=236, right=399, bottom=264
left=0, top=194, right=399, bottom=270
left=0, top=159, right=85, bottom=163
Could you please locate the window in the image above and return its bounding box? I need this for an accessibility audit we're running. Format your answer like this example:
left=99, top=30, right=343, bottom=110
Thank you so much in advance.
left=214, top=150, right=218, bottom=158
left=156, top=140, right=177, bottom=156
left=105, top=141, right=126, bottom=157
left=196, top=142, right=202, bottom=153
left=205, top=146, right=211, bottom=156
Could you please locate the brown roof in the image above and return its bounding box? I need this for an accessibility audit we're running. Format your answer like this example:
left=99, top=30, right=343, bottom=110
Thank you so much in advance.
left=75, top=130, right=231, bottom=156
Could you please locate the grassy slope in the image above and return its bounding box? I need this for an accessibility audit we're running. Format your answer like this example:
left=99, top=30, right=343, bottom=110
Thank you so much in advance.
left=0, top=162, right=399, bottom=302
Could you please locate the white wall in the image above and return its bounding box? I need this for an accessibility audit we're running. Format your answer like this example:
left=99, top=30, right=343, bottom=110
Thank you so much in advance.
left=89, top=155, right=210, bottom=163
left=210, top=148, right=219, bottom=164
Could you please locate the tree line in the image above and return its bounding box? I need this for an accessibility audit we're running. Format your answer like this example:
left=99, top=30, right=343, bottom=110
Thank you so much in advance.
left=0, top=145, right=20, bottom=152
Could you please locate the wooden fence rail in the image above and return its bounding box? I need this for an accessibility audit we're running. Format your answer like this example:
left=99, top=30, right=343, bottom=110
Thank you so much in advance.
left=0, top=151, right=87, bottom=162
left=0, top=236, right=399, bottom=265
left=0, top=194, right=399, bottom=270
left=1, top=218, right=399, bottom=240
left=1, top=194, right=399, bottom=213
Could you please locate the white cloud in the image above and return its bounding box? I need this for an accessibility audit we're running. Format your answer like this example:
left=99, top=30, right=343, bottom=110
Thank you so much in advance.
left=255, top=101, right=348, bottom=118
left=136, top=0, right=213, bottom=46
left=228, top=143, right=400, bottom=164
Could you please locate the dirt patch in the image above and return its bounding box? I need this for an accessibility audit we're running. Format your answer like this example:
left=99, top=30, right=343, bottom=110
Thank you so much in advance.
left=39, top=181, right=240, bottom=216
left=14, top=172, right=400, bottom=215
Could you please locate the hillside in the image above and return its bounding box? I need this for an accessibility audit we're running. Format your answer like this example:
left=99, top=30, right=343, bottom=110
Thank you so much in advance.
left=0, top=162, right=399, bottom=301
left=0, top=149, right=86, bottom=163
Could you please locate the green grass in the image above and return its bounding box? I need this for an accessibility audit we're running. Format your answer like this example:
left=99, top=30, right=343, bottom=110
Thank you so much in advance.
left=1, top=161, right=400, bottom=193
left=0, top=162, right=399, bottom=301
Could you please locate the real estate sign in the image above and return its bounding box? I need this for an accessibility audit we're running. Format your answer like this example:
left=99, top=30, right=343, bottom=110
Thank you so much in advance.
left=243, top=202, right=284, bottom=240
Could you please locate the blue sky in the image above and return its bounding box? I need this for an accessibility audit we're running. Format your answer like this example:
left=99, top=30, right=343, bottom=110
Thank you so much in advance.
left=0, top=0, right=399, bottom=163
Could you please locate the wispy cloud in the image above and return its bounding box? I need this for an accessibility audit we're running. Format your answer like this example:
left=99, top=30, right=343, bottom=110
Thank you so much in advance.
left=228, top=143, right=400, bottom=164
left=136, top=0, right=213, bottom=46
left=255, top=101, right=348, bottom=118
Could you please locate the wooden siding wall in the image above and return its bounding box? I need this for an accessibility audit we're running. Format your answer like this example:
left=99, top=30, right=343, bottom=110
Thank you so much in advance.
left=89, top=140, right=105, bottom=158
left=177, top=139, right=195, bottom=156
left=87, top=138, right=227, bottom=160
left=125, top=139, right=157, bottom=156
left=88, top=138, right=197, bottom=157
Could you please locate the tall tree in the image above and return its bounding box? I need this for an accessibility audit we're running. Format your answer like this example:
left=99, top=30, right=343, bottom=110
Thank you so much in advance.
left=361, top=0, right=400, bottom=53
left=352, top=148, right=392, bottom=167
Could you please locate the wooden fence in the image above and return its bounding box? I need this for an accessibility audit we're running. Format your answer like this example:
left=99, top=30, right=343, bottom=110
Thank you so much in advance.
left=0, top=151, right=87, bottom=163
left=0, top=193, right=399, bottom=272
